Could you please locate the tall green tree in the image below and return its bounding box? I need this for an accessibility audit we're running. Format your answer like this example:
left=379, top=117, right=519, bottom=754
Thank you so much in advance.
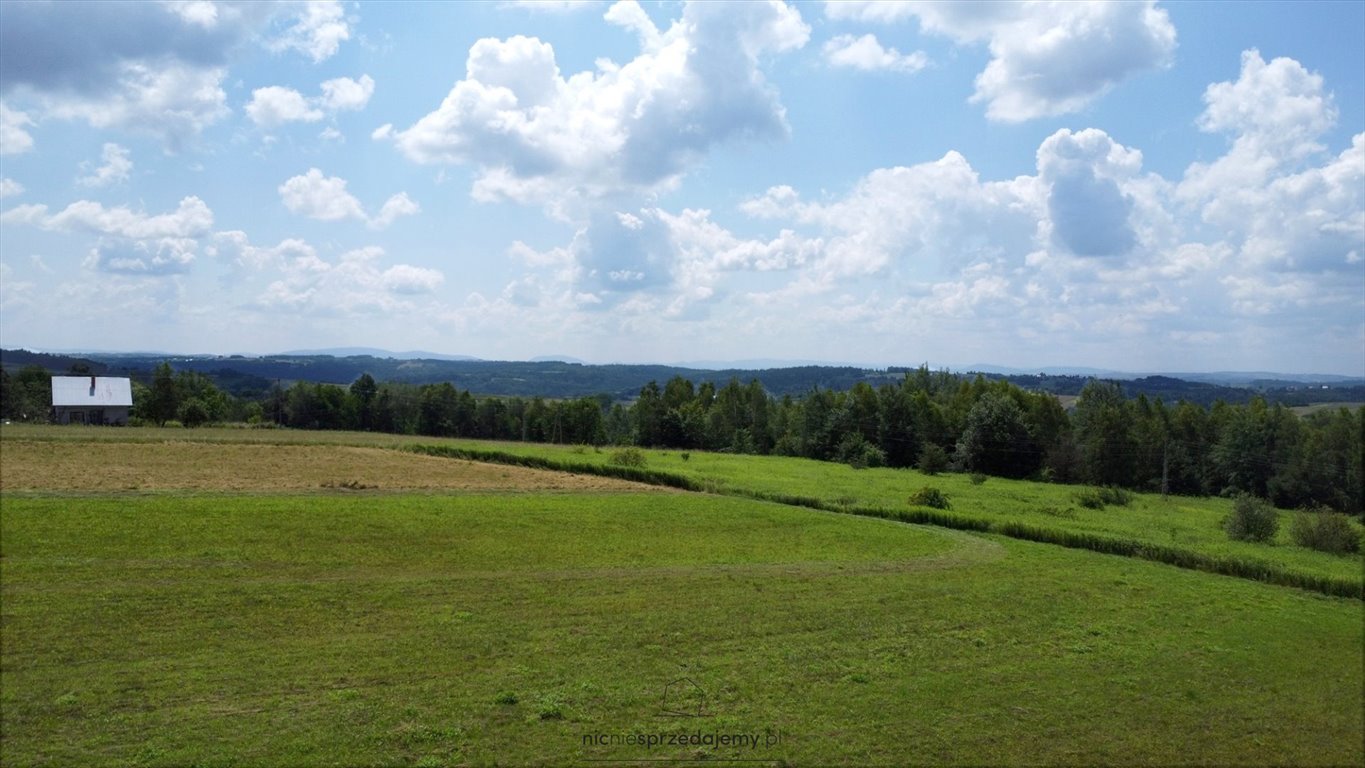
left=955, top=391, right=1039, bottom=478
left=634, top=381, right=664, bottom=446
left=145, top=362, right=179, bottom=426
left=1073, top=380, right=1136, bottom=487
left=350, top=373, right=378, bottom=430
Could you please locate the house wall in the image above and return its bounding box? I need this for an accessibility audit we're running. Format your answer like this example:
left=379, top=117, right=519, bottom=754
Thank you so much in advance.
left=53, top=406, right=130, bottom=426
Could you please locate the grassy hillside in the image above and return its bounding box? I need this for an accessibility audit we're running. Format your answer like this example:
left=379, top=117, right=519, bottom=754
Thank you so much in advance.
left=407, top=439, right=1365, bottom=592
left=3, top=490, right=1361, bottom=765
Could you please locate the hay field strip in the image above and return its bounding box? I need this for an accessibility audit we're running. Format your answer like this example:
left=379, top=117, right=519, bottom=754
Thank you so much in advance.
left=0, top=439, right=660, bottom=495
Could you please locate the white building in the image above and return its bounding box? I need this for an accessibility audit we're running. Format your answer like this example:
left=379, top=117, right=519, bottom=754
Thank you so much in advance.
left=51, top=376, right=133, bottom=425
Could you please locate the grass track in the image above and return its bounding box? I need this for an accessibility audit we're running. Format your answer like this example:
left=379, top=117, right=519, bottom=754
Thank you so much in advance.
left=2, top=492, right=1361, bottom=765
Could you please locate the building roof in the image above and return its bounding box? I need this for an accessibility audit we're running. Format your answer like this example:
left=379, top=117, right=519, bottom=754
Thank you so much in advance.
left=51, top=376, right=134, bottom=407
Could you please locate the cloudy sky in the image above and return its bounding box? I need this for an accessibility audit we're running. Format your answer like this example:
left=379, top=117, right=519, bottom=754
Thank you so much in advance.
left=1, top=1, right=1362, bottom=374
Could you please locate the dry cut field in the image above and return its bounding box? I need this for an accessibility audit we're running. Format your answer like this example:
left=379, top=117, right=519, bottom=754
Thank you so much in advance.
left=0, top=440, right=657, bottom=494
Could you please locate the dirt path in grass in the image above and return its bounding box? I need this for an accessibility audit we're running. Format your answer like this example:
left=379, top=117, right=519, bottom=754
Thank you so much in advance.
left=0, top=441, right=661, bottom=493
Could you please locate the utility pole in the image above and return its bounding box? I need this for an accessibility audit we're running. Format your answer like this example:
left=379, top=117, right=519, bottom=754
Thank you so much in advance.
left=1161, top=440, right=1170, bottom=500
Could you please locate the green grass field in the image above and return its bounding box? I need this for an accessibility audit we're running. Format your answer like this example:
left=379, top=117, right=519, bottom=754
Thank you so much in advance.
left=15, top=426, right=1353, bottom=589
left=404, top=438, right=1365, bottom=590
left=2, top=426, right=1362, bottom=765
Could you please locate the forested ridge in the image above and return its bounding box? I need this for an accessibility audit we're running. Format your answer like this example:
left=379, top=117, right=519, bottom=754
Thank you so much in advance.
left=3, top=361, right=1358, bottom=516
left=3, top=348, right=1361, bottom=406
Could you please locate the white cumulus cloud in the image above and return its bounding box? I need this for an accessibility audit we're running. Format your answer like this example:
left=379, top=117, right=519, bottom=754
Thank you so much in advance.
left=278, top=169, right=420, bottom=229
left=825, top=0, right=1176, bottom=122
left=1, top=103, right=36, bottom=155
left=78, top=143, right=134, bottom=187
left=278, top=168, right=367, bottom=221
left=4, top=195, right=214, bottom=239
left=823, top=34, right=928, bottom=73
left=382, top=264, right=445, bottom=294
left=246, top=75, right=374, bottom=128
left=2, top=194, right=214, bottom=277
left=267, top=0, right=351, bottom=63
left=386, top=0, right=809, bottom=206
left=245, top=86, right=324, bottom=127
left=41, top=62, right=230, bottom=150
left=319, top=74, right=375, bottom=111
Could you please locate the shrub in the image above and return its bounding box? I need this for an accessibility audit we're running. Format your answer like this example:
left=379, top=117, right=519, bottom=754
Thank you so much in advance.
left=680, top=452, right=690, bottom=462
left=848, top=443, right=886, bottom=470
left=1223, top=494, right=1279, bottom=543
left=836, top=434, right=885, bottom=469
left=1101, top=486, right=1134, bottom=507
left=917, top=444, right=949, bottom=476
left=969, top=472, right=987, bottom=486
left=1074, top=489, right=1105, bottom=509
left=908, top=486, right=951, bottom=510
left=1074, top=486, right=1133, bottom=510
left=536, top=694, right=564, bottom=720
left=608, top=447, right=647, bottom=467
left=177, top=398, right=210, bottom=428
left=1290, top=508, right=1362, bottom=555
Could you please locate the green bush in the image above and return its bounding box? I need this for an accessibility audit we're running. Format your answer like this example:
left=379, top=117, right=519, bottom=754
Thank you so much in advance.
left=1223, top=494, right=1279, bottom=543
left=969, top=472, right=988, bottom=486
left=1074, top=486, right=1133, bottom=510
left=608, top=447, right=647, bottom=467
left=1101, top=486, right=1133, bottom=506
left=1290, top=508, right=1362, bottom=555
left=908, top=486, right=951, bottom=510
left=917, top=444, right=949, bottom=476
left=848, top=443, right=886, bottom=470
left=535, top=694, right=564, bottom=720
left=836, top=434, right=885, bottom=469
left=178, top=398, right=210, bottom=428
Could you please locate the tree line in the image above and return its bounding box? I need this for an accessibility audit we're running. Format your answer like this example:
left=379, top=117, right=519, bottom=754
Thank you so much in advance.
left=2, top=363, right=1358, bottom=515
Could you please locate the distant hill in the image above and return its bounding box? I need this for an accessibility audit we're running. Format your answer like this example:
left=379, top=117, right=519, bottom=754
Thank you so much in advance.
left=0, top=349, right=108, bottom=374
left=3, top=348, right=1361, bottom=407
left=282, top=347, right=480, bottom=361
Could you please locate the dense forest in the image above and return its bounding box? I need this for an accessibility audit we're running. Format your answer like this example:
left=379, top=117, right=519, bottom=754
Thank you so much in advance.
left=3, top=362, right=1359, bottom=516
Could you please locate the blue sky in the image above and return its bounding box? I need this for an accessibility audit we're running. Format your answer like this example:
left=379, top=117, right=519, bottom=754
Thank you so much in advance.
left=1, top=0, right=1362, bottom=374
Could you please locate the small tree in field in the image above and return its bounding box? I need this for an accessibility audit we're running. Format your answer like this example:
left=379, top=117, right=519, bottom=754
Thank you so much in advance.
left=1290, top=507, right=1361, bottom=555
left=917, top=444, right=949, bottom=475
left=1223, top=494, right=1279, bottom=543
left=908, top=486, right=951, bottom=509
left=178, top=397, right=210, bottom=428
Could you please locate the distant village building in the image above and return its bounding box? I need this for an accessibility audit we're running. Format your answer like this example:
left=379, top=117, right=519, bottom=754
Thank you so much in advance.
left=51, top=376, right=133, bottom=425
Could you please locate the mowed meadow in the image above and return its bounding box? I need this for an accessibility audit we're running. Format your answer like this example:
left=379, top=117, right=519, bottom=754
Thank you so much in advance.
left=1, top=426, right=1362, bottom=766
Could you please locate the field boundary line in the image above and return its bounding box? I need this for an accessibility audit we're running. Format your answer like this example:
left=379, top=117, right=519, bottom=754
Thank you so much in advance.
left=404, top=443, right=1365, bottom=602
